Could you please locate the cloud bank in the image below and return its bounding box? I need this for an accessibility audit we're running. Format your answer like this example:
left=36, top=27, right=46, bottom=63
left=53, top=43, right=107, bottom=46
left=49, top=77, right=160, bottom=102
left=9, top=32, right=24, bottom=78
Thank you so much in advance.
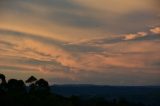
left=0, top=0, right=160, bottom=85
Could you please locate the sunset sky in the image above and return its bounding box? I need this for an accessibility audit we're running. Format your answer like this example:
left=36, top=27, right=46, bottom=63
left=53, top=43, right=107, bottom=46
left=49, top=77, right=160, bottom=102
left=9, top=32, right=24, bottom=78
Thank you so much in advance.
left=0, top=0, right=160, bottom=85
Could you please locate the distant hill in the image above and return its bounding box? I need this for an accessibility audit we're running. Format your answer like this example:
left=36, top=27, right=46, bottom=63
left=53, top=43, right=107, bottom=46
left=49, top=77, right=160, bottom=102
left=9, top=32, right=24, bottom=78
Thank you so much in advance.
left=51, top=85, right=160, bottom=106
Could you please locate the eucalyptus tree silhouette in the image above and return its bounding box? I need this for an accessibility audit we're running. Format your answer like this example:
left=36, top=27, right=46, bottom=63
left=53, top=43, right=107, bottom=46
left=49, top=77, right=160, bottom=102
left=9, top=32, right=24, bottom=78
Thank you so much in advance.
left=0, top=74, right=7, bottom=94
left=25, top=76, right=37, bottom=93
left=0, top=74, right=148, bottom=106
left=35, top=78, right=50, bottom=94
left=0, top=74, right=6, bottom=84
left=26, top=76, right=37, bottom=84
left=8, top=79, right=26, bottom=94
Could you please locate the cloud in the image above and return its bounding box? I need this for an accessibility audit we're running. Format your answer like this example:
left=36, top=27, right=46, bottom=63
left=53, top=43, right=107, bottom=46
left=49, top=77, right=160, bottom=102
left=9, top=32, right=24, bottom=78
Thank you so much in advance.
left=0, top=65, right=38, bottom=72
left=63, top=27, right=160, bottom=73
left=124, top=32, right=147, bottom=40
left=1, top=0, right=160, bottom=41
left=0, top=0, right=160, bottom=85
left=150, top=27, right=160, bottom=34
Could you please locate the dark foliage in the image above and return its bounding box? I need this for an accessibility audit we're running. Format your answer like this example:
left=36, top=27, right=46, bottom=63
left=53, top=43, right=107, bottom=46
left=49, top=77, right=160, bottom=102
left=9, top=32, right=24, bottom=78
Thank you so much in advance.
left=0, top=73, right=147, bottom=106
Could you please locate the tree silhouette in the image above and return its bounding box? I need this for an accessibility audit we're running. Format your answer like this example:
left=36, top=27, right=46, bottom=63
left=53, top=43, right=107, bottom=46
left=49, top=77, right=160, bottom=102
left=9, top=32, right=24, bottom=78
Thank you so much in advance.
left=8, top=79, right=26, bottom=94
left=0, top=74, right=7, bottom=94
left=0, top=74, right=6, bottom=84
left=0, top=73, right=149, bottom=106
left=25, top=76, right=37, bottom=84
left=25, top=76, right=37, bottom=93
left=35, top=78, right=50, bottom=94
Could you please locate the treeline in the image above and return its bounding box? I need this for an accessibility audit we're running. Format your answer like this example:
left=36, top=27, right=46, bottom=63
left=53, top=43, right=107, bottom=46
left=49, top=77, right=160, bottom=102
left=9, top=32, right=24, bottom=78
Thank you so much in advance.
left=0, top=74, right=146, bottom=106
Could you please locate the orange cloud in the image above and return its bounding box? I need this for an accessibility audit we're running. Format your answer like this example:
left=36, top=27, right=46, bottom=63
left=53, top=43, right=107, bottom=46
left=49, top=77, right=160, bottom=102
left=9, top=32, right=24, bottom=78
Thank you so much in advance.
left=150, top=27, right=160, bottom=34
left=124, top=32, right=147, bottom=40
left=0, top=0, right=160, bottom=85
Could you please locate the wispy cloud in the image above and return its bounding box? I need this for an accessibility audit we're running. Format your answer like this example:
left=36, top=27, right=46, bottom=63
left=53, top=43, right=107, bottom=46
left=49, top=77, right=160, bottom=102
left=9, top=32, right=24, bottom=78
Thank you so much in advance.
left=150, top=27, right=160, bottom=34
left=124, top=32, right=147, bottom=40
left=0, top=0, right=160, bottom=85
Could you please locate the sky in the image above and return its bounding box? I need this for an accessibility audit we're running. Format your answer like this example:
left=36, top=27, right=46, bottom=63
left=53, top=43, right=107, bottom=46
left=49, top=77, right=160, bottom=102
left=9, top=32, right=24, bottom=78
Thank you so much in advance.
left=0, top=0, right=160, bottom=85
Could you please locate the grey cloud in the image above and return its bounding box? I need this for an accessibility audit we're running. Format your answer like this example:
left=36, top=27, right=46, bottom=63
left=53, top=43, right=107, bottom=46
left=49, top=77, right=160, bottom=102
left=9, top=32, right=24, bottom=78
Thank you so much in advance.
left=1, top=0, right=160, bottom=35
left=23, top=48, right=52, bottom=57
left=30, top=0, right=86, bottom=10
left=150, top=61, right=160, bottom=68
left=0, top=55, right=54, bottom=66
left=0, top=55, right=72, bottom=73
left=0, top=65, right=37, bottom=72
left=0, top=28, right=64, bottom=46
left=0, top=0, right=31, bottom=14
left=116, top=11, right=160, bottom=34
left=49, top=68, right=160, bottom=85
left=131, top=34, right=160, bottom=42
left=1, top=0, right=160, bottom=85
left=0, top=0, right=112, bottom=33
left=27, top=0, right=103, bottom=28
left=84, top=37, right=123, bottom=45
left=63, top=44, right=103, bottom=53
left=0, top=40, right=16, bottom=47
left=0, top=40, right=17, bottom=53
left=49, top=10, right=104, bottom=28
left=79, top=34, right=160, bottom=46
left=0, top=29, right=102, bottom=53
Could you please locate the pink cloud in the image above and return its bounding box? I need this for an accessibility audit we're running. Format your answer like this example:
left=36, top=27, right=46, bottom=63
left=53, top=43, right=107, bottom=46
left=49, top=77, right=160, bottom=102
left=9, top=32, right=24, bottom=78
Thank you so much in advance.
left=150, top=27, right=160, bottom=34
left=124, top=32, right=147, bottom=40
